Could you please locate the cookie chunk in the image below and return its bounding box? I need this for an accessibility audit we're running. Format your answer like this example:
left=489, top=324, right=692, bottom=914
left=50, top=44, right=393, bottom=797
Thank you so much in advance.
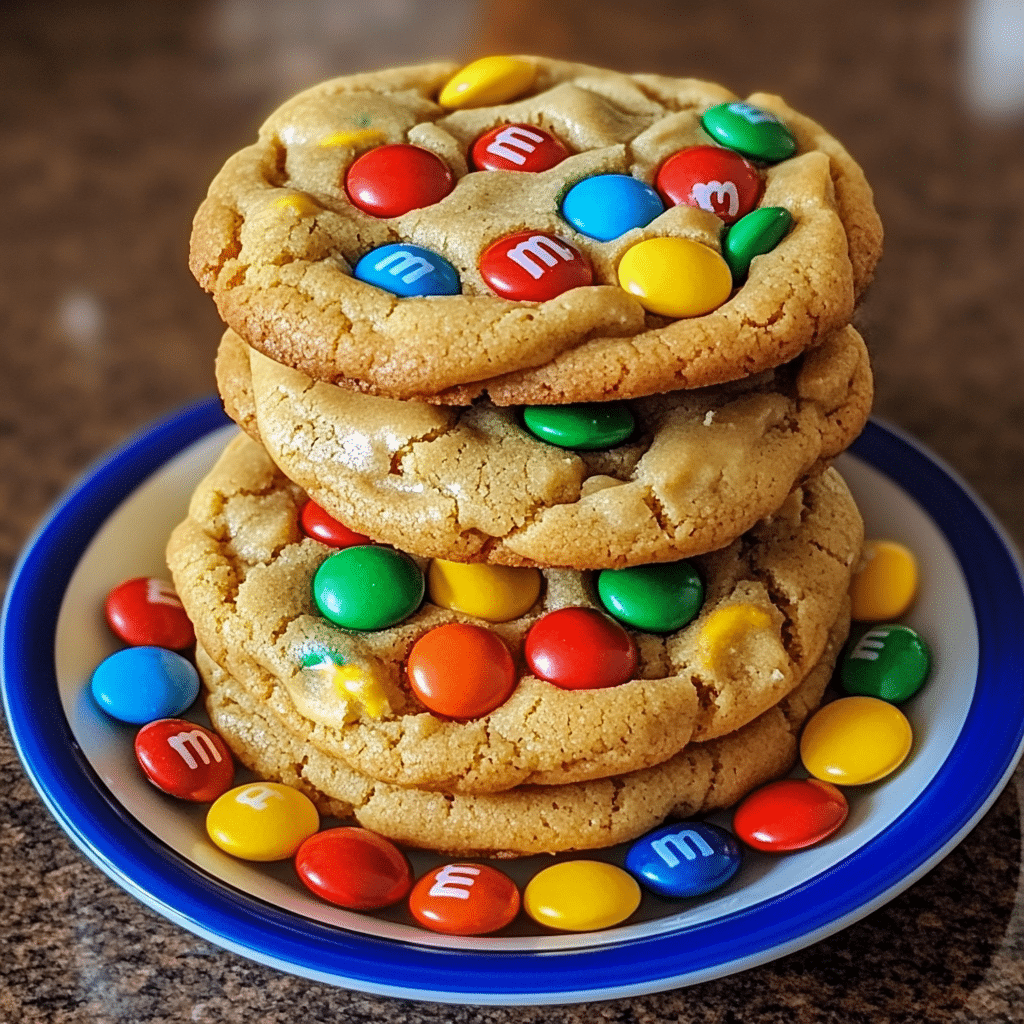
left=199, top=603, right=847, bottom=857
left=190, top=57, right=882, bottom=404
left=166, top=432, right=862, bottom=794
left=218, top=323, right=871, bottom=568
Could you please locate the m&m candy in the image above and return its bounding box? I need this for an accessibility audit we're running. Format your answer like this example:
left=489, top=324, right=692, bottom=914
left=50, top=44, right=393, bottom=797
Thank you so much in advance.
left=354, top=243, right=461, bottom=297
left=655, top=145, right=762, bottom=224
left=295, top=827, right=412, bottom=910
left=300, top=500, right=372, bottom=548
left=733, top=778, right=848, bottom=852
left=345, top=143, right=454, bottom=217
left=438, top=56, right=536, bottom=110
left=597, top=560, right=703, bottom=633
left=409, top=863, right=520, bottom=935
left=849, top=540, right=919, bottom=621
left=471, top=123, right=568, bottom=172
left=701, top=102, right=797, bottom=163
left=313, top=545, right=424, bottom=630
left=105, top=577, right=194, bottom=650
left=524, top=608, right=638, bottom=690
left=522, top=402, right=635, bottom=450
left=617, top=237, right=732, bottom=318
left=625, top=822, right=741, bottom=898
left=523, top=860, right=640, bottom=931
left=480, top=230, right=593, bottom=302
left=91, top=647, right=200, bottom=724
left=561, top=174, right=664, bottom=241
left=406, top=623, right=516, bottom=718
left=427, top=559, right=541, bottom=622
left=207, top=782, right=319, bottom=861
left=134, top=718, right=234, bottom=802
left=722, top=206, right=793, bottom=282
left=840, top=624, right=931, bottom=703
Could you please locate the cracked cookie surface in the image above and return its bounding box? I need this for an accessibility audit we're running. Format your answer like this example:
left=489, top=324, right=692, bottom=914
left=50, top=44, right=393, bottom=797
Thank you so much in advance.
left=166, top=432, right=862, bottom=794
left=198, top=606, right=847, bottom=857
left=218, top=323, right=871, bottom=568
left=190, top=57, right=882, bottom=405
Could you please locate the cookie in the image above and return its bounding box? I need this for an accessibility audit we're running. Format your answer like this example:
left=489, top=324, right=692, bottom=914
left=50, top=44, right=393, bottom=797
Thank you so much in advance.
left=166, top=432, right=862, bottom=793
left=190, top=57, right=882, bottom=405
left=217, top=323, right=871, bottom=568
left=198, top=602, right=847, bottom=857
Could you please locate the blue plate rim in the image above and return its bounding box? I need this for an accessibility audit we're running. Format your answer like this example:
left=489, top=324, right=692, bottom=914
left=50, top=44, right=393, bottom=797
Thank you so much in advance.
left=3, top=400, right=1024, bottom=1004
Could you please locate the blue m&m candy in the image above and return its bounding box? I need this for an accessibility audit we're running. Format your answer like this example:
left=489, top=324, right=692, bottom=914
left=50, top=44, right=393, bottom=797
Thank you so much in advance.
left=561, top=174, right=664, bottom=241
left=625, top=821, right=742, bottom=898
left=354, top=243, right=461, bottom=297
left=91, top=646, right=200, bottom=724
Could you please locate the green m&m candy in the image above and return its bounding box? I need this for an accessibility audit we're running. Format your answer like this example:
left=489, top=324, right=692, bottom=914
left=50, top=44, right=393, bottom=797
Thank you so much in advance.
left=723, top=206, right=793, bottom=282
left=840, top=624, right=931, bottom=703
left=313, top=545, right=424, bottom=630
left=701, top=102, right=797, bottom=163
left=597, top=560, right=704, bottom=633
left=522, top=402, right=635, bottom=450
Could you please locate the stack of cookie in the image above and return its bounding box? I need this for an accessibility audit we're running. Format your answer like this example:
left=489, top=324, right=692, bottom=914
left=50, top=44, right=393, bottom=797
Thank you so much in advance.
left=169, top=56, right=881, bottom=857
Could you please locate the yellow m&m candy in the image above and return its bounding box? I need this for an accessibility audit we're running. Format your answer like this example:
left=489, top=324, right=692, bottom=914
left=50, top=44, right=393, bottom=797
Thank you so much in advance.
left=800, top=696, right=912, bottom=785
left=617, top=237, right=733, bottom=318
left=850, top=540, right=919, bottom=621
left=427, top=559, right=542, bottom=622
left=206, top=782, right=319, bottom=861
left=438, top=56, right=536, bottom=110
left=523, top=860, right=641, bottom=931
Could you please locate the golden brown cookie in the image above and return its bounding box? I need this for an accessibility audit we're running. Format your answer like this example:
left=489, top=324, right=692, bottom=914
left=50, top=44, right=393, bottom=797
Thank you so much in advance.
left=198, top=603, right=846, bottom=857
left=217, top=323, right=871, bottom=569
left=190, top=57, right=882, bottom=405
left=166, top=432, right=862, bottom=794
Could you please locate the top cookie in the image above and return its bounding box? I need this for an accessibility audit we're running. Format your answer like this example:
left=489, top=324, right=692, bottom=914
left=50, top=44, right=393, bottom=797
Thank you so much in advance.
left=190, top=56, right=882, bottom=405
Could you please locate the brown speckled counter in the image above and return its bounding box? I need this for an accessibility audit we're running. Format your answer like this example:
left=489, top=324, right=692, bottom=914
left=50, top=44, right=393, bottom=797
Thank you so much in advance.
left=4, top=1, right=1024, bottom=1020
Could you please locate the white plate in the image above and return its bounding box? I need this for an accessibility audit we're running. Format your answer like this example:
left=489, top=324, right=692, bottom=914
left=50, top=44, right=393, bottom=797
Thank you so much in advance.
left=4, top=399, right=1024, bottom=1004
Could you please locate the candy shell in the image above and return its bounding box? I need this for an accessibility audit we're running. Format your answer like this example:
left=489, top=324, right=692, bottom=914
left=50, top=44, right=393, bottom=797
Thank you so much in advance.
left=655, top=145, right=762, bottom=224
left=800, top=696, right=913, bottom=785
left=701, top=102, right=797, bottom=162
left=406, top=623, right=516, bottom=719
left=134, top=718, right=234, bottom=802
left=625, top=822, right=741, bottom=898
left=300, top=499, right=372, bottom=548
left=295, top=827, right=412, bottom=910
left=471, top=123, right=568, bottom=172
left=91, top=647, right=200, bottom=724
left=427, top=559, right=542, bottom=622
left=617, top=237, right=732, bottom=318
left=409, top=863, right=520, bottom=935
left=438, top=56, right=536, bottom=110
left=354, top=243, right=461, bottom=297
left=104, top=577, right=194, bottom=650
left=597, top=560, right=703, bottom=633
left=207, top=782, right=319, bottom=862
left=524, top=607, right=638, bottom=690
left=345, top=143, right=453, bottom=217
left=733, top=778, right=848, bottom=852
left=480, top=230, right=592, bottom=301
left=561, top=174, right=664, bottom=241
left=841, top=624, right=931, bottom=703
left=523, top=861, right=640, bottom=931
left=722, top=206, right=793, bottom=282
left=313, top=545, right=424, bottom=630
left=521, top=402, right=635, bottom=450
left=850, top=540, right=919, bottom=621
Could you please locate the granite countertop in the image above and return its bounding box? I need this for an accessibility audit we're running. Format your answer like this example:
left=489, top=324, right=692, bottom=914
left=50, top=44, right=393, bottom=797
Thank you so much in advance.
left=3, top=1, right=1024, bottom=1020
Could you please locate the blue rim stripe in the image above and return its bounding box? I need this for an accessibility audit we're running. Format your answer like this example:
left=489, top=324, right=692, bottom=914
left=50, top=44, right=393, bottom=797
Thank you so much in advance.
left=3, top=410, right=1024, bottom=1002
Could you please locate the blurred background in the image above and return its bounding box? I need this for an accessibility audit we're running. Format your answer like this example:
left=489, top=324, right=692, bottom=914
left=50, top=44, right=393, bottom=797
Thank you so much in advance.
left=2, top=2, right=1024, bottom=1021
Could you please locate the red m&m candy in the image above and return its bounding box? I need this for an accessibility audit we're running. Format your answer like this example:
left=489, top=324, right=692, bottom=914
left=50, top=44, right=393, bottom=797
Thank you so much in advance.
left=345, top=143, right=454, bottom=218
left=134, top=718, right=234, bottom=802
left=525, top=607, right=638, bottom=690
left=471, top=123, right=569, bottom=172
left=295, top=827, right=412, bottom=910
left=409, top=863, right=520, bottom=935
left=655, top=146, right=762, bottom=225
left=300, top=499, right=371, bottom=548
left=105, top=577, right=194, bottom=650
left=733, top=777, right=848, bottom=852
left=407, top=622, right=516, bottom=718
left=480, top=230, right=593, bottom=301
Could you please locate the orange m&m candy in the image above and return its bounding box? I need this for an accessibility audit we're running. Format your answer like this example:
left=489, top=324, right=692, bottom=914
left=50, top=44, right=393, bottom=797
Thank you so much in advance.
left=406, top=623, right=516, bottom=718
left=409, top=863, right=520, bottom=935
